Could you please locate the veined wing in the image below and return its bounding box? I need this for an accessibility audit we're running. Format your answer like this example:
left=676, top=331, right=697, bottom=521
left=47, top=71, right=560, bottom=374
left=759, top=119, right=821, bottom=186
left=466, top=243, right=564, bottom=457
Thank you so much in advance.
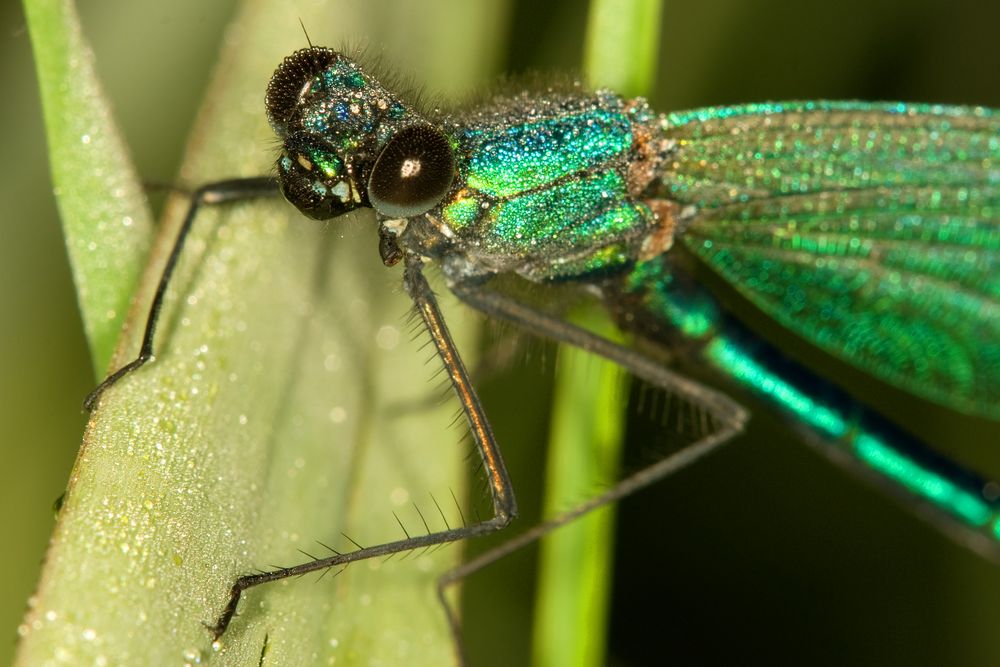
left=658, top=101, right=1000, bottom=418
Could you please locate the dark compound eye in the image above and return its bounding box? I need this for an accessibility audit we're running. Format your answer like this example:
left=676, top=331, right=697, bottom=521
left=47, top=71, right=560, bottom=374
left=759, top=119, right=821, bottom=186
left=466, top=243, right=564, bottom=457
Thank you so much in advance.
left=266, top=46, right=338, bottom=133
left=368, top=124, right=455, bottom=218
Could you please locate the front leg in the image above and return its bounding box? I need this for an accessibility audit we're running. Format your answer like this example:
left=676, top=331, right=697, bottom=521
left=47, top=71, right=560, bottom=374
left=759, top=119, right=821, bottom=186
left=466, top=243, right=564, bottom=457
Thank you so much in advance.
left=84, top=177, right=279, bottom=410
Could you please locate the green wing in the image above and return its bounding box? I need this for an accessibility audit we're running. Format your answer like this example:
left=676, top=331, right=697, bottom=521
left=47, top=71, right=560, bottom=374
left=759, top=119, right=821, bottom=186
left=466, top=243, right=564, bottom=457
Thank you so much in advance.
left=659, top=101, right=1000, bottom=418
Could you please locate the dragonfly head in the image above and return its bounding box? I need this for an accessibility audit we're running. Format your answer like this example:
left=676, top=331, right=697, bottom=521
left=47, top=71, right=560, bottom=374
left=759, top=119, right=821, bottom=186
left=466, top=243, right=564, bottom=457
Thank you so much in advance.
left=266, top=47, right=455, bottom=222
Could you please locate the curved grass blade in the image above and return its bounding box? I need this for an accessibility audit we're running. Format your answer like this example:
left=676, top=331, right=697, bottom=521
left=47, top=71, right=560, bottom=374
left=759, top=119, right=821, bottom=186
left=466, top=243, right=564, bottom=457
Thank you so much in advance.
left=533, top=311, right=627, bottom=667
left=661, top=102, right=1000, bottom=417
left=531, top=3, right=661, bottom=666
left=24, top=0, right=154, bottom=375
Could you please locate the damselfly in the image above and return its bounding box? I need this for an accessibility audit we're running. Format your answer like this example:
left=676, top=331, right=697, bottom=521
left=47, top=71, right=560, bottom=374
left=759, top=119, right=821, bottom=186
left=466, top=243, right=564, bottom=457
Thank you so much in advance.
left=23, top=3, right=1000, bottom=665
left=78, top=38, right=999, bottom=662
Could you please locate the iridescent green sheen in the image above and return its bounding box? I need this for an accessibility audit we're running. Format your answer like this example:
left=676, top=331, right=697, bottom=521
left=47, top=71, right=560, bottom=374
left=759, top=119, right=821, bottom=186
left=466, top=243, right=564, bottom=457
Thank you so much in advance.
left=706, top=337, right=849, bottom=439
left=432, top=90, right=655, bottom=280
left=442, top=196, right=479, bottom=229
left=656, top=101, right=1000, bottom=418
left=487, top=172, right=641, bottom=252
left=854, top=434, right=994, bottom=527
left=623, top=267, right=1000, bottom=540
left=457, top=96, right=632, bottom=199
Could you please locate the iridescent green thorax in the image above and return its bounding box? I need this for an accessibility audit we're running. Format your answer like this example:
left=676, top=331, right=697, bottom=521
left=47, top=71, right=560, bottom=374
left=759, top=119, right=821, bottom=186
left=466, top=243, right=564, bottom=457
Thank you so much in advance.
left=429, top=90, right=660, bottom=281
left=456, top=93, right=633, bottom=199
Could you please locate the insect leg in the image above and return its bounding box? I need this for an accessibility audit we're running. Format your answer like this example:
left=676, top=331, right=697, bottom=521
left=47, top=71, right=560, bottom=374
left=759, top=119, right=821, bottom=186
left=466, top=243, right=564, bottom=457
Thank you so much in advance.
left=206, top=255, right=518, bottom=640
left=437, top=282, right=749, bottom=665
left=84, top=176, right=279, bottom=411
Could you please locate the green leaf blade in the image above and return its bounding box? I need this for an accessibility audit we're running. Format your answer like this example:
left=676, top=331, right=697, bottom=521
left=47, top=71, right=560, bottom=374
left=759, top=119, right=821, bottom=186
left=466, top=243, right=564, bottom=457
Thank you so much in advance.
left=24, top=0, right=154, bottom=375
left=534, top=3, right=661, bottom=665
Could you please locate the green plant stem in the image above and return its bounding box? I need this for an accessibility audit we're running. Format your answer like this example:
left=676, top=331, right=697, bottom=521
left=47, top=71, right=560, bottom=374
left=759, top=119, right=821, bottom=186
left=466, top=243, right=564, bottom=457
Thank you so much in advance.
left=532, top=2, right=662, bottom=665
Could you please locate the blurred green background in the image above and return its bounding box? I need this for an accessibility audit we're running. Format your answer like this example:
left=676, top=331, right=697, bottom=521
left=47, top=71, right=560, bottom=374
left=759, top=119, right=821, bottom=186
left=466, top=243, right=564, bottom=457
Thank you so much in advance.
left=5, top=0, right=1000, bottom=665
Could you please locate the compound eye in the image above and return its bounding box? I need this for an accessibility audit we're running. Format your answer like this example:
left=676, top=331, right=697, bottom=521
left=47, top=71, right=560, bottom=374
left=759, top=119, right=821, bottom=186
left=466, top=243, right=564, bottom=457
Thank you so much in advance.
left=368, top=124, right=455, bottom=218
left=266, top=46, right=338, bottom=133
